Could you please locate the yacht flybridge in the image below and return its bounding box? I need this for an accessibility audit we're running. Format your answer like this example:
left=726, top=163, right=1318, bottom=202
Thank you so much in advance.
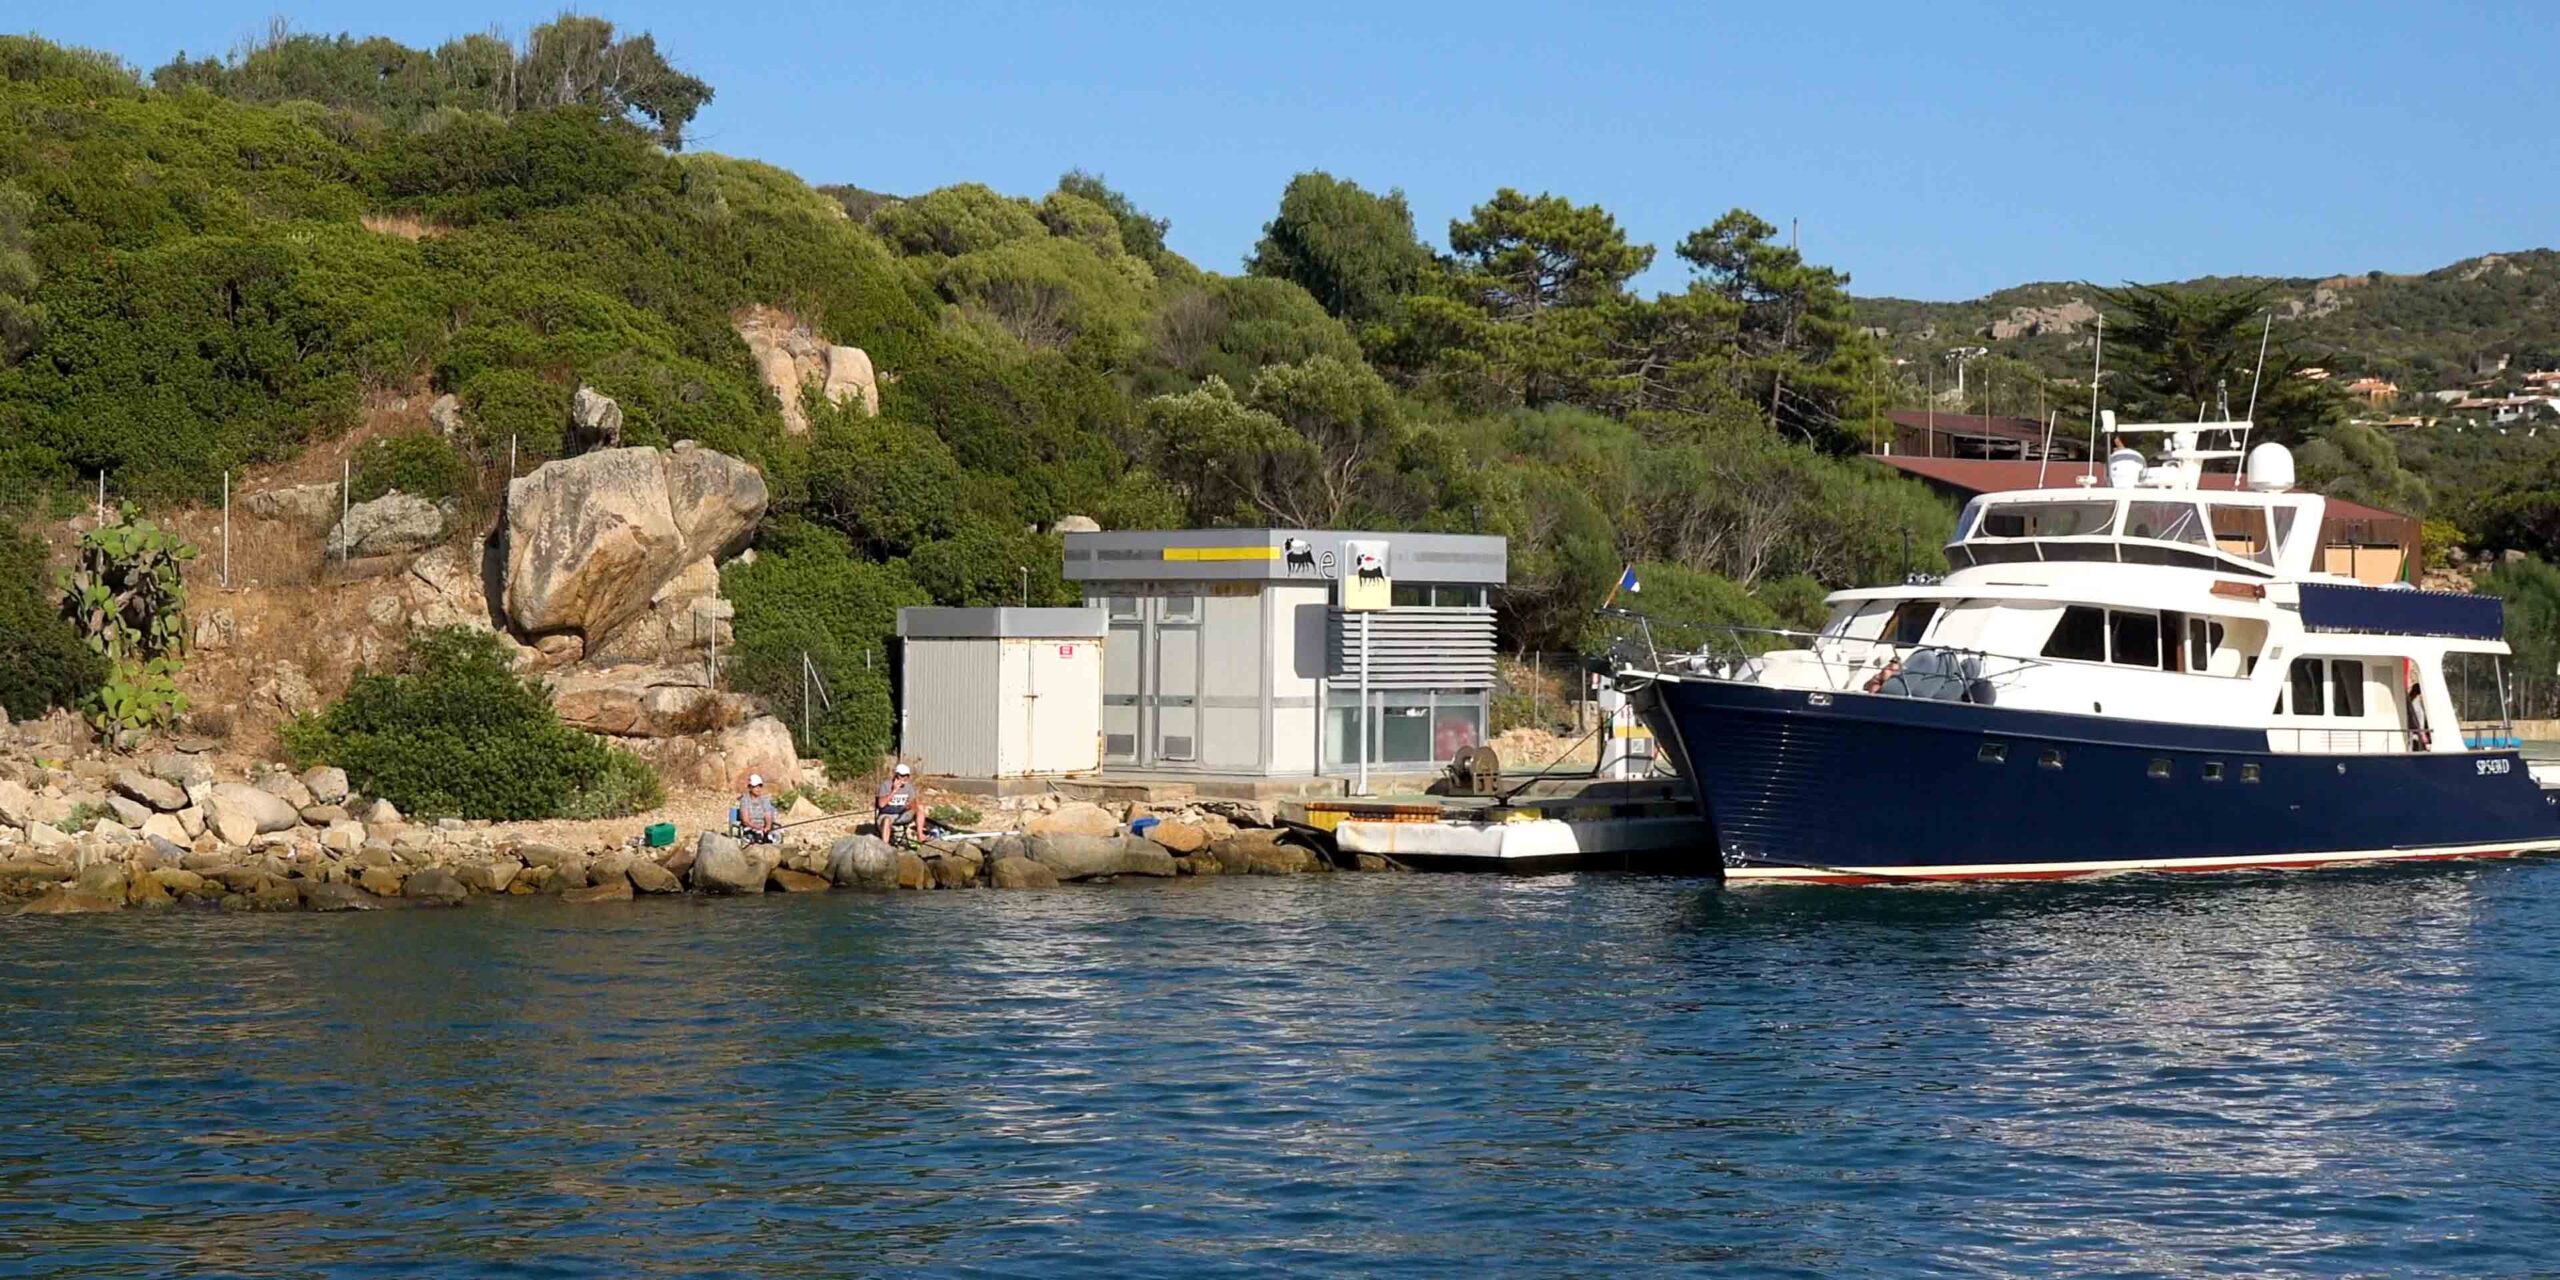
left=1625, top=419, right=2560, bottom=882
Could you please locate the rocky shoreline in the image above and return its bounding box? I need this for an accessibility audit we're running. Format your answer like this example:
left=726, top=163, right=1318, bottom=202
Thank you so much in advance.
left=0, top=743, right=1365, bottom=917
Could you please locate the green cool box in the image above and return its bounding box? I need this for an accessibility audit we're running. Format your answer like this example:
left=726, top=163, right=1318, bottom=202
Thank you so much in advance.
left=643, top=822, right=677, bottom=848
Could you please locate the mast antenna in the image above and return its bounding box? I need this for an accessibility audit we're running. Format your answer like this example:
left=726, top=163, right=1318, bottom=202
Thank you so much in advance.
left=2237, top=310, right=2274, bottom=461
left=2084, top=314, right=2104, bottom=469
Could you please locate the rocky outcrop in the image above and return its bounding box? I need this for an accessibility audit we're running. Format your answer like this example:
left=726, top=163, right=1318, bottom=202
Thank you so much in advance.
left=549, top=665, right=755, bottom=738
left=243, top=483, right=341, bottom=531
left=502, top=444, right=765, bottom=656
left=622, top=715, right=800, bottom=791
left=327, top=493, right=448, bottom=560
left=429, top=393, right=469, bottom=439
left=735, top=305, right=881, bottom=433
left=570, top=385, right=623, bottom=450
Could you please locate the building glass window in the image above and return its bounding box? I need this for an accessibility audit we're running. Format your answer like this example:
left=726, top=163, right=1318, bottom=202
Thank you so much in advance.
left=1325, top=689, right=1491, bottom=769
left=1434, top=585, right=1486, bottom=608
left=1161, top=594, right=1199, bottom=622
left=1391, top=583, right=1432, bottom=607
left=1380, top=699, right=1431, bottom=764
left=1106, top=595, right=1142, bottom=620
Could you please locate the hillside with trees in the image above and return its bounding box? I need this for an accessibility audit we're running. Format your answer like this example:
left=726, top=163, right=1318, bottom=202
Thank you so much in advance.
left=0, top=21, right=1952, bottom=762
left=1856, top=251, right=2560, bottom=397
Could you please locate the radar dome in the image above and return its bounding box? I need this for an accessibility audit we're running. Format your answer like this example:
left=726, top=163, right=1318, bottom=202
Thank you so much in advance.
left=2244, top=442, right=2296, bottom=493
left=2106, top=447, right=2145, bottom=489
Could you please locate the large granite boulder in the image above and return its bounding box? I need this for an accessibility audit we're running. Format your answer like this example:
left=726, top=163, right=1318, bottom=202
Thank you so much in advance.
left=327, top=492, right=447, bottom=559
left=690, top=831, right=775, bottom=895
left=1027, top=834, right=1178, bottom=881
left=208, top=783, right=300, bottom=839
left=502, top=445, right=765, bottom=652
left=825, top=834, right=899, bottom=890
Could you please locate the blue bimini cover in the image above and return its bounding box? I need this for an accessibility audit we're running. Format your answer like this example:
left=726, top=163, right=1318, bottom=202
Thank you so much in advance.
left=2297, top=582, right=2503, bottom=640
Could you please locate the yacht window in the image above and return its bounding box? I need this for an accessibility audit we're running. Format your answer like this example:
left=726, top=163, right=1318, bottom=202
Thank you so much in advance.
left=2287, top=658, right=2325, bottom=716
left=2186, top=618, right=2227, bottom=672
left=2270, top=507, right=2302, bottom=559
left=1977, top=501, right=2118, bottom=539
left=2210, top=506, right=2276, bottom=566
left=2041, top=607, right=2108, bottom=662
left=2331, top=660, right=2367, bottom=718
left=2110, top=610, right=2162, bottom=668
left=2124, top=501, right=2211, bottom=547
left=2204, top=761, right=2226, bottom=781
left=2241, top=763, right=2261, bottom=782
left=1884, top=602, right=1940, bottom=647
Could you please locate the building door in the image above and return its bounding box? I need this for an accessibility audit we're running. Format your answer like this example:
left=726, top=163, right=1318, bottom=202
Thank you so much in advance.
left=1102, top=594, right=1144, bottom=765
left=1151, top=591, right=1202, bottom=763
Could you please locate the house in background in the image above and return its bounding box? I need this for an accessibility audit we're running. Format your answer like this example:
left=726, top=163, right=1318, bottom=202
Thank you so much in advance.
left=2341, top=376, right=2400, bottom=404
left=1880, top=410, right=2086, bottom=461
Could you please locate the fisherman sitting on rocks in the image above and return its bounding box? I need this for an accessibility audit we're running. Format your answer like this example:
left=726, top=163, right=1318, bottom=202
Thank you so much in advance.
left=874, top=763, right=925, bottom=845
left=734, top=773, right=780, bottom=844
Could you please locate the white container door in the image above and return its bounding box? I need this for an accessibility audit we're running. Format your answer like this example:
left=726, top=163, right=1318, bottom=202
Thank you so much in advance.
left=1025, top=638, right=1100, bottom=772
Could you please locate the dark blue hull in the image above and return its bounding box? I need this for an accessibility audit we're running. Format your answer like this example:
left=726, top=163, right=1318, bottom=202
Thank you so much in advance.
left=1641, top=675, right=2560, bottom=882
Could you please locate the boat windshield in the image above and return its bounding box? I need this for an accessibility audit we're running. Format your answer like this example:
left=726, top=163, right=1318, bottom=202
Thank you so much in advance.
left=1968, top=500, right=2117, bottom=540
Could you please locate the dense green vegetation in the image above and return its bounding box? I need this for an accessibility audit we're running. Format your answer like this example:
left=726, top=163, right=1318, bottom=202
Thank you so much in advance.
left=284, top=627, right=663, bottom=820
left=0, top=21, right=1964, bottom=766
left=0, top=523, right=103, bottom=720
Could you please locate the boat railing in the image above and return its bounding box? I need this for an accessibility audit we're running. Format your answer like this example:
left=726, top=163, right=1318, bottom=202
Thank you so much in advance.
left=1621, top=618, right=2051, bottom=702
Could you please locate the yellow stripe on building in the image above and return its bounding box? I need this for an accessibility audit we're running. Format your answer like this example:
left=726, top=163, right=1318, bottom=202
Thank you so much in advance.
left=1161, top=546, right=1284, bottom=562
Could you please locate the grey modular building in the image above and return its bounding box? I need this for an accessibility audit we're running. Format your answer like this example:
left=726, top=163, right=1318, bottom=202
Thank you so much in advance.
left=1062, top=529, right=1508, bottom=779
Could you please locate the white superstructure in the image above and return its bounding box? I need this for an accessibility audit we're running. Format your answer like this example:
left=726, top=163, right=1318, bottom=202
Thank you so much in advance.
left=1673, top=422, right=2519, bottom=757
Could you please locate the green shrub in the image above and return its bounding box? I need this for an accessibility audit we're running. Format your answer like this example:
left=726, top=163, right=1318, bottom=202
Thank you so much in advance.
left=284, top=626, right=663, bottom=820
left=930, top=802, right=982, bottom=828
left=721, top=520, right=928, bottom=769
left=349, top=431, right=468, bottom=503
left=58, top=511, right=195, bottom=740
left=0, top=523, right=102, bottom=718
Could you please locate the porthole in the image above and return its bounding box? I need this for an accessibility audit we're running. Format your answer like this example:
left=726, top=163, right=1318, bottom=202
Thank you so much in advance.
left=1978, top=742, right=2008, bottom=764
left=2147, top=758, right=2172, bottom=779
left=2039, top=747, right=2065, bottom=770
left=2240, top=763, right=2262, bottom=783
left=2203, top=762, right=2226, bottom=782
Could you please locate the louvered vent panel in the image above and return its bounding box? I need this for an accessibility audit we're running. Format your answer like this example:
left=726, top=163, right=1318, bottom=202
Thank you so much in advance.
left=1326, top=608, right=1499, bottom=690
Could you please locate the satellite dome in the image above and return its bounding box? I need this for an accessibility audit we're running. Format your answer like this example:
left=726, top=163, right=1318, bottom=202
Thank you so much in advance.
left=2244, top=443, right=2296, bottom=493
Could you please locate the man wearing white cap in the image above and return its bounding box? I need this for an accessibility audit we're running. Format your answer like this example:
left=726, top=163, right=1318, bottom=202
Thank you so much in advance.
left=874, top=762, right=923, bottom=845
left=735, top=772, right=780, bottom=843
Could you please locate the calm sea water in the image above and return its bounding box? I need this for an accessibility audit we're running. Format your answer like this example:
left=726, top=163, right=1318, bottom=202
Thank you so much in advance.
left=5, top=865, right=2560, bottom=1278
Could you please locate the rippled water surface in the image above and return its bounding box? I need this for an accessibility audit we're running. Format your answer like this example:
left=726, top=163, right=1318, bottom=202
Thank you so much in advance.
left=7, top=864, right=2560, bottom=1277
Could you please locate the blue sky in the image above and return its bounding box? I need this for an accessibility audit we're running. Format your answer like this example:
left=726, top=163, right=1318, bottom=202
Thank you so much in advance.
left=33, top=1, right=2560, bottom=300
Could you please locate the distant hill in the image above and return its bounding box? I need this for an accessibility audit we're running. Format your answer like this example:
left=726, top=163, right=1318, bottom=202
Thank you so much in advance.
left=1855, top=250, right=2560, bottom=389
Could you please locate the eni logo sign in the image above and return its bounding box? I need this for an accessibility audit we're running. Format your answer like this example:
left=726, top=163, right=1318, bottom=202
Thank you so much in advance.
left=1338, top=539, right=1390, bottom=612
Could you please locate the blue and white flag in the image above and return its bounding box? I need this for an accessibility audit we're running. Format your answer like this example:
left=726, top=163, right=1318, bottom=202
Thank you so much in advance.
left=1618, top=565, right=1641, bottom=594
